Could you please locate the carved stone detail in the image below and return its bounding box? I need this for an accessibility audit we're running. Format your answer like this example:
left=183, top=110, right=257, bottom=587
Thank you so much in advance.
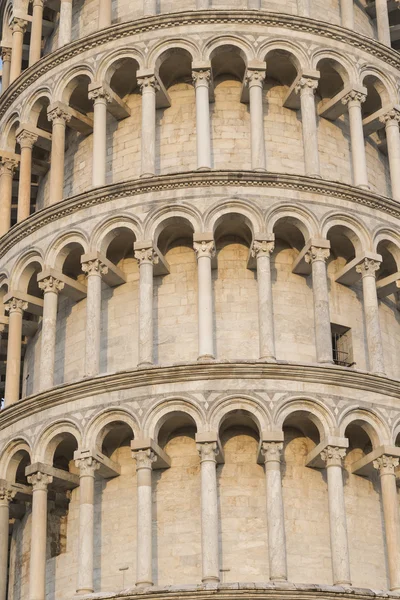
left=134, top=247, right=159, bottom=266
left=251, top=240, right=275, bottom=258
left=192, top=69, right=211, bottom=87
left=75, top=456, right=101, bottom=477
left=88, top=87, right=112, bottom=103
left=27, top=471, right=53, bottom=491
left=379, top=109, right=400, bottom=125
left=356, top=257, right=381, bottom=278
left=197, top=441, right=219, bottom=462
left=47, top=107, right=72, bottom=126
left=245, top=70, right=266, bottom=88
left=0, top=158, right=18, bottom=176
left=0, top=485, right=16, bottom=503
left=261, top=442, right=283, bottom=462
left=82, top=259, right=109, bottom=277
left=11, top=18, right=28, bottom=34
left=305, top=246, right=330, bottom=264
left=4, top=298, right=28, bottom=314
left=1, top=47, right=12, bottom=62
left=38, top=276, right=65, bottom=294
left=138, top=76, right=160, bottom=93
left=193, top=240, right=216, bottom=260
left=132, top=448, right=156, bottom=469
left=342, top=90, right=367, bottom=106
left=320, top=446, right=346, bottom=467
left=295, top=77, right=319, bottom=94
left=373, top=455, right=400, bottom=475
left=16, top=130, right=38, bottom=149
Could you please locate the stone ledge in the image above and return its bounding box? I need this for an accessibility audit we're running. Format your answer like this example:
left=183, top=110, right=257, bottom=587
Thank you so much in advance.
left=72, top=582, right=400, bottom=600
left=0, top=10, right=399, bottom=121
left=0, top=360, right=400, bottom=431
left=0, top=170, right=399, bottom=260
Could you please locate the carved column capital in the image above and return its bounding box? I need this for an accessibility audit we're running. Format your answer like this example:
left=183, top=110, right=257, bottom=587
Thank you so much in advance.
left=1, top=46, right=12, bottom=62
left=373, top=455, right=399, bottom=476
left=356, top=257, right=381, bottom=278
left=342, top=90, right=367, bottom=106
left=305, top=246, right=330, bottom=264
left=132, top=448, right=156, bottom=469
left=27, top=471, right=53, bottom=491
left=75, top=455, right=101, bottom=477
left=251, top=240, right=275, bottom=258
left=4, top=297, right=28, bottom=314
left=134, top=247, right=159, bottom=266
left=47, top=106, right=72, bottom=126
left=16, top=130, right=38, bottom=150
left=197, top=441, right=218, bottom=463
left=261, top=441, right=283, bottom=463
left=30, top=0, right=45, bottom=7
left=295, top=77, right=319, bottom=95
left=193, top=240, right=216, bottom=260
left=320, top=446, right=346, bottom=467
left=0, top=157, right=18, bottom=175
left=88, top=86, right=112, bottom=103
left=38, top=276, right=64, bottom=294
left=379, top=109, right=400, bottom=126
left=138, top=76, right=160, bottom=93
left=11, top=18, right=28, bottom=34
left=0, top=484, right=16, bottom=504
left=82, top=258, right=109, bottom=277
left=245, top=70, right=266, bottom=89
left=192, top=69, right=211, bottom=88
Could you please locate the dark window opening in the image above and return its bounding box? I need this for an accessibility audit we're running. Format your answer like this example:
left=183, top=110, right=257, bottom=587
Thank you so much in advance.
left=331, top=323, right=355, bottom=368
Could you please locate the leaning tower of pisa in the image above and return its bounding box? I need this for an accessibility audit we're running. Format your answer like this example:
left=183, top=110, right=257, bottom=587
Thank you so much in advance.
left=3, top=0, right=400, bottom=599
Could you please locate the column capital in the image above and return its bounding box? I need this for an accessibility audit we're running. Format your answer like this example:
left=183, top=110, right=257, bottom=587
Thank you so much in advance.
left=88, top=85, right=112, bottom=103
left=261, top=441, right=283, bottom=463
left=138, top=75, right=160, bottom=93
left=305, top=245, right=330, bottom=264
left=251, top=239, right=275, bottom=258
left=132, top=448, right=157, bottom=469
left=4, top=297, right=28, bottom=314
left=0, top=483, right=16, bottom=504
left=1, top=46, right=12, bottom=61
left=75, top=455, right=101, bottom=477
left=320, top=445, right=346, bottom=467
left=342, top=89, right=367, bottom=106
left=47, top=104, right=72, bottom=126
left=379, top=108, right=400, bottom=126
left=245, top=69, right=266, bottom=88
left=11, top=17, right=28, bottom=34
left=193, top=240, right=216, bottom=260
left=38, top=276, right=65, bottom=294
left=134, top=246, right=159, bottom=266
left=192, top=69, right=211, bottom=88
left=27, top=471, right=53, bottom=491
left=197, top=441, right=219, bottom=463
left=373, top=454, right=400, bottom=475
left=16, top=129, right=38, bottom=149
left=0, top=156, right=18, bottom=175
left=30, top=0, right=45, bottom=6
left=82, top=258, right=109, bottom=277
left=356, top=256, right=381, bottom=278
left=295, top=76, right=319, bottom=95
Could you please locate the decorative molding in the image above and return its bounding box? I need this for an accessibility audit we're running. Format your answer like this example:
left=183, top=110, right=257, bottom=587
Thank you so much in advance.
left=1, top=170, right=400, bottom=261
left=1, top=361, right=400, bottom=432
left=1, top=10, right=400, bottom=121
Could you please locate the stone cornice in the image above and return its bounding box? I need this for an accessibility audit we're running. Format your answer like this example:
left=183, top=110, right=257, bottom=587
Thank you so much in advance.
left=0, top=361, right=399, bottom=431
left=50, top=582, right=400, bottom=600
left=1, top=10, right=400, bottom=121
left=0, top=170, right=399, bottom=260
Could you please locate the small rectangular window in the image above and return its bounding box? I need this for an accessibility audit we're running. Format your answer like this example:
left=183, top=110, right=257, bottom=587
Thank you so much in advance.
left=331, top=323, right=355, bottom=368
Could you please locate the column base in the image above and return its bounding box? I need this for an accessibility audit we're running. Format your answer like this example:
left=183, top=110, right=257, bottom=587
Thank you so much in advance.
left=140, top=172, right=155, bottom=178
left=196, top=166, right=212, bottom=172
left=202, top=577, right=220, bottom=584
left=136, top=581, right=153, bottom=588
left=334, top=581, right=352, bottom=586
left=357, top=184, right=370, bottom=191
left=197, top=354, right=215, bottom=362
left=253, top=167, right=267, bottom=172
left=270, top=576, right=288, bottom=582
left=76, top=588, right=94, bottom=594
left=137, top=361, right=154, bottom=369
left=306, top=173, right=322, bottom=179
left=258, top=356, right=276, bottom=363
left=317, top=359, right=334, bottom=365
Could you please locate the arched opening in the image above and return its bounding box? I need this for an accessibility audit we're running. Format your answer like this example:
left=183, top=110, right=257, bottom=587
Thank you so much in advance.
left=26, top=96, right=52, bottom=213
left=281, top=409, right=330, bottom=584
left=212, top=212, right=257, bottom=360
left=217, top=408, right=267, bottom=582
left=343, top=419, right=387, bottom=589
left=5, top=119, right=21, bottom=229
left=153, top=217, right=196, bottom=364
left=153, top=410, right=201, bottom=585
left=0, top=279, right=9, bottom=405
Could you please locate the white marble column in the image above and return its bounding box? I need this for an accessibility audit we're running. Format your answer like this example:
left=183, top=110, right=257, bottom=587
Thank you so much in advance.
left=251, top=240, right=276, bottom=361
left=4, top=298, right=27, bottom=407
left=305, top=245, right=333, bottom=364
left=10, top=18, right=27, bottom=83
left=193, top=240, right=215, bottom=361
left=134, top=247, right=158, bottom=367
left=138, top=75, right=159, bottom=177
left=89, top=86, right=111, bottom=187
left=321, top=446, right=351, bottom=585
left=340, top=0, right=354, bottom=28
left=1, top=47, right=12, bottom=92
left=248, top=0, right=260, bottom=9
left=0, top=485, right=16, bottom=600
left=380, top=109, right=400, bottom=201
left=297, top=0, right=310, bottom=16
left=75, top=456, right=100, bottom=594
left=356, top=257, right=384, bottom=375
left=246, top=70, right=266, bottom=171
left=342, top=90, right=369, bottom=189
left=16, top=130, right=38, bottom=223
left=27, top=471, right=53, bottom=600
left=192, top=69, right=211, bottom=170
left=374, top=455, right=400, bottom=591
left=132, top=449, right=156, bottom=587
left=197, top=442, right=219, bottom=583
left=295, top=76, right=320, bottom=177
left=0, top=157, right=18, bottom=237
left=143, top=0, right=157, bottom=15
left=38, top=276, right=64, bottom=391
left=376, top=0, right=391, bottom=46
left=29, top=0, right=45, bottom=66
left=47, top=106, right=71, bottom=205
left=58, top=0, right=73, bottom=47
left=98, top=0, right=112, bottom=28
left=262, top=442, right=287, bottom=581
left=82, top=258, right=108, bottom=378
